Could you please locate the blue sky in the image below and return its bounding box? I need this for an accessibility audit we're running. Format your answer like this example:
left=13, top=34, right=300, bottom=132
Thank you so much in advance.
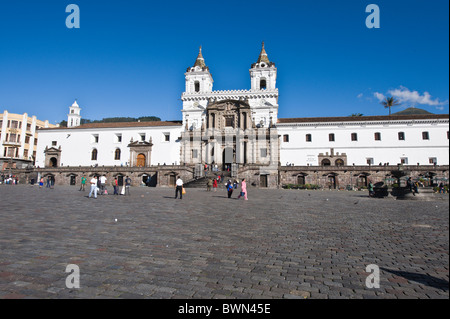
left=0, top=0, right=448, bottom=124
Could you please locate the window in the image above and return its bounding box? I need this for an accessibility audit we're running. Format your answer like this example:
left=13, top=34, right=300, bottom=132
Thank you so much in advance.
left=92, top=134, right=99, bottom=143
left=351, top=133, right=358, bottom=141
left=400, top=157, right=408, bottom=165
left=260, top=148, right=268, bottom=158
left=398, top=132, right=405, bottom=141
left=283, top=134, right=289, bottom=142
left=192, top=149, right=198, bottom=158
left=194, top=81, right=200, bottom=92
left=429, top=157, right=437, bottom=165
left=422, top=131, right=429, bottom=140
left=374, top=132, right=381, bottom=141
left=366, top=158, right=374, bottom=165
left=9, top=133, right=17, bottom=143
left=140, top=133, right=146, bottom=141
left=306, top=134, right=312, bottom=142
left=115, top=134, right=122, bottom=143
left=329, top=133, right=335, bottom=142
left=91, top=149, right=98, bottom=161
left=260, top=79, right=267, bottom=90
left=26, top=123, right=31, bottom=131
left=225, top=117, right=234, bottom=127
left=25, top=136, right=30, bottom=144
left=24, top=149, right=28, bottom=158
left=52, top=141, right=57, bottom=146
left=164, top=133, right=170, bottom=142
left=114, top=148, right=121, bottom=160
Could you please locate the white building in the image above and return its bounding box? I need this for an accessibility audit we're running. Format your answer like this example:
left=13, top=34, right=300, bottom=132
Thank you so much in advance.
left=277, top=115, right=449, bottom=167
left=33, top=44, right=449, bottom=188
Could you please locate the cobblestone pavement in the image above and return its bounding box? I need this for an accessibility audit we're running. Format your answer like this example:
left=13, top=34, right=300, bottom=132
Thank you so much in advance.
left=0, top=184, right=448, bottom=299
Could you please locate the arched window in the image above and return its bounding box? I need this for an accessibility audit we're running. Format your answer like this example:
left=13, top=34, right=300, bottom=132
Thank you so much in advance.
left=335, top=159, right=344, bottom=166
left=194, top=81, right=200, bottom=92
left=91, top=148, right=98, bottom=161
left=321, top=159, right=331, bottom=166
left=114, top=148, right=121, bottom=160
left=260, top=78, right=267, bottom=90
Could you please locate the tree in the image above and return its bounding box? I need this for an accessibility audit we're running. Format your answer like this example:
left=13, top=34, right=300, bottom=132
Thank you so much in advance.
left=350, top=113, right=364, bottom=117
left=381, top=97, right=401, bottom=116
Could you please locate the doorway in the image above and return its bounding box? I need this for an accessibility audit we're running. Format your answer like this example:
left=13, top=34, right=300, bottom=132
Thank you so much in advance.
left=328, top=175, right=337, bottom=189
left=297, top=175, right=306, bottom=185
left=169, top=174, right=176, bottom=187
left=137, top=154, right=146, bottom=167
left=260, top=175, right=268, bottom=188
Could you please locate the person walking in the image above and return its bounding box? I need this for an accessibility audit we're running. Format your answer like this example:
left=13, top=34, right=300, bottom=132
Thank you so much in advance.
left=112, top=177, right=119, bottom=195
left=175, top=176, right=183, bottom=199
left=124, top=176, right=131, bottom=195
left=88, top=176, right=98, bottom=199
left=368, top=181, right=374, bottom=197
left=237, top=178, right=248, bottom=200
left=439, top=182, right=445, bottom=194
left=46, top=176, right=51, bottom=188
left=79, top=175, right=86, bottom=191
left=226, top=180, right=233, bottom=198
left=100, top=175, right=107, bottom=195
left=39, top=177, right=44, bottom=188
left=213, top=178, right=218, bottom=192
left=207, top=178, right=212, bottom=191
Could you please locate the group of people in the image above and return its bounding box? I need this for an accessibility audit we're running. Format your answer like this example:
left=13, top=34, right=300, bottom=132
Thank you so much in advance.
left=80, top=175, right=132, bottom=199
left=174, top=175, right=248, bottom=200
left=226, top=178, right=248, bottom=200
left=407, top=177, right=421, bottom=196
left=38, top=176, right=54, bottom=189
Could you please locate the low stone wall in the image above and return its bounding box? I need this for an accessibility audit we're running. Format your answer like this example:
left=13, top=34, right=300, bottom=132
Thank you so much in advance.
left=6, top=165, right=195, bottom=188
left=279, top=165, right=449, bottom=189
left=5, top=164, right=449, bottom=190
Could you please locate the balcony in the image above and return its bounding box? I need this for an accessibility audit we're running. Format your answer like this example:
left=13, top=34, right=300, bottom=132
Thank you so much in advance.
left=2, top=140, right=21, bottom=147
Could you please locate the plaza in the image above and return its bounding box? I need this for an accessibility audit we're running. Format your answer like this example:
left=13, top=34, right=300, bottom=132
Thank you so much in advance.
left=0, top=184, right=448, bottom=299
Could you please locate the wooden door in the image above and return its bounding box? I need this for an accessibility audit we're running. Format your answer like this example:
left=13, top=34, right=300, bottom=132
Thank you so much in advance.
left=137, top=154, right=146, bottom=167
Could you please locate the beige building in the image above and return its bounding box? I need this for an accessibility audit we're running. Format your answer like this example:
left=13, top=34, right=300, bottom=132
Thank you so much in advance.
left=0, top=111, right=56, bottom=170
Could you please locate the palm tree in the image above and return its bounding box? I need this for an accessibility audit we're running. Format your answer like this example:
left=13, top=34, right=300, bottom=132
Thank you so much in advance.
left=381, top=97, right=401, bottom=116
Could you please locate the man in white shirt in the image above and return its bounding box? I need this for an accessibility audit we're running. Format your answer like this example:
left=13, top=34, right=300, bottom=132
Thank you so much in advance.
left=89, top=176, right=98, bottom=199
left=100, top=175, right=107, bottom=195
left=175, top=177, right=183, bottom=199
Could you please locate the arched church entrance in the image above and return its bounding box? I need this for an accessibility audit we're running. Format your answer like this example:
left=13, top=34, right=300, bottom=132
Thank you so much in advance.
left=50, top=157, right=58, bottom=167
left=222, top=147, right=235, bottom=171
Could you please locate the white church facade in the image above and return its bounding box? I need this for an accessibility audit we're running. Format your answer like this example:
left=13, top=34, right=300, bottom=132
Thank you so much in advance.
left=31, top=44, right=449, bottom=188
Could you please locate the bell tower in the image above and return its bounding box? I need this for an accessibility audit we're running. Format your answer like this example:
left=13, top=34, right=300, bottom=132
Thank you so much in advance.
left=184, top=46, right=213, bottom=94
left=182, top=47, right=213, bottom=131
left=250, top=42, right=277, bottom=91
left=67, top=100, right=81, bottom=128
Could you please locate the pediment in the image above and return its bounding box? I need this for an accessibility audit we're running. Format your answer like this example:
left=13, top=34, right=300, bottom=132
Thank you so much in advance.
left=44, top=146, right=61, bottom=154
left=208, top=99, right=250, bottom=111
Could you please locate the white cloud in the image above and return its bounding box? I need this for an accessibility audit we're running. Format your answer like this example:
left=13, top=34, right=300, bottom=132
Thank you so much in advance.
left=374, top=92, right=385, bottom=101
left=387, top=86, right=447, bottom=106
left=357, top=93, right=363, bottom=99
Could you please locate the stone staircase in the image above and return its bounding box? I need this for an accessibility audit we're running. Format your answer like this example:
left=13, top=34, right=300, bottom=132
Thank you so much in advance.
left=183, top=170, right=231, bottom=188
